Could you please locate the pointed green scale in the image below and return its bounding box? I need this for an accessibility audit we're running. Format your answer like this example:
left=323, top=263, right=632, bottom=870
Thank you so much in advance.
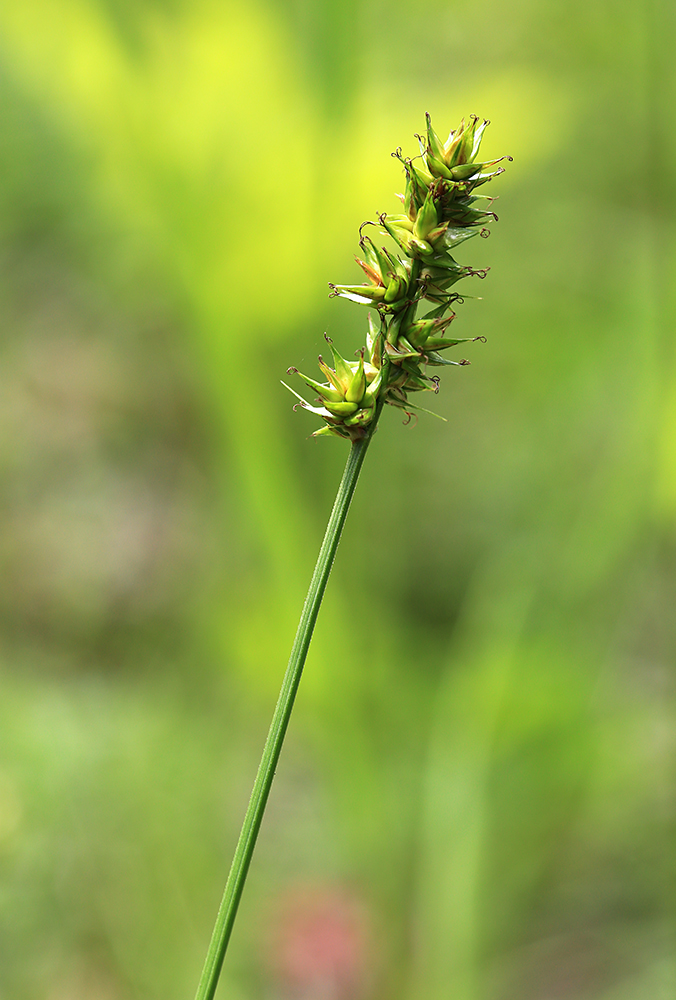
left=311, top=424, right=350, bottom=439
left=366, top=312, right=379, bottom=356
left=406, top=317, right=446, bottom=348
left=446, top=206, right=495, bottom=226
left=405, top=159, right=434, bottom=209
left=357, top=239, right=384, bottom=281
left=343, top=406, right=375, bottom=428
left=317, top=356, right=345, bottom=394
left=426, top=223, right=450, bottom=249
left=444, top=117, right=466, bottom=167
left=410, top=157, right=434, bottom=186
left=424, top=335, right=465, bottom=351
left=384, top=274, right=406, bottom=304
left=469, top=170, right=504, bottom=189
left=294, top=370, right=344, bottom=403
left=345, top=354, right=367, bottom=403
left=469, top=118, right=489, bottom=160
left=425, top=351, right=462, bottom=366
left=449, top=162, right=481, bottom=181
left=437, top=226, right=480, bottom=250
left=280, top=381, right=332, bottom=416
left=426, top=153, right=454, bottom=180
left=324, top=399, right=360, bottom=416
left=432, top=336, right=481, bottom=347
left=331, top=283, right=387, bottom=302
left=453, top=115, right=481, bottom=165
left=384, top=214, right=414, bottom=232
left=361, top=236, right=393, bottom=280
left=388, top=335, right=420, bottom=358
left=428, top=251, right=463, bottom=270
left=423, top=271, right=467, bottom=294
left=378, top=215, right=416, bottom=255
left=404, top=182, right=417, bottom=222
left=328, top=342, right=355, bottom=392
left=381, top=297, right=411, bottom=314
left=367, top=316, right=387, bottom=369
left=385, top=304, right=411, bottom=345
left=362, top=367, right=384, bottom=407
left=391, top=251, right=411, bottom=284
left=398, top=357, right=424, bottom=378
left=425, top=113, right=447, bottom=165
left=355, top=255, right=384, bottom=286
left=451, top=156, right=511, bottom=181
left=413, top=188, right=439, bottom=241
left=380, top=216, right=434, bottom=258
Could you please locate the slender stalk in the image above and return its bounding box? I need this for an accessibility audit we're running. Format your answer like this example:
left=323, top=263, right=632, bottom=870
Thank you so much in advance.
left=194, top=415, right=380, bottom=1000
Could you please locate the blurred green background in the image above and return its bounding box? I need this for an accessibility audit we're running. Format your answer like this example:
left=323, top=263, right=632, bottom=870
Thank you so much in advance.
left=0, top=0, right=674, bottom=997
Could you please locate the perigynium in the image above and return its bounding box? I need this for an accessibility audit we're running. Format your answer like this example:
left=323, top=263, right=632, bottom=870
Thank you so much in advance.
left=194, top=114, right=510, bottom=1000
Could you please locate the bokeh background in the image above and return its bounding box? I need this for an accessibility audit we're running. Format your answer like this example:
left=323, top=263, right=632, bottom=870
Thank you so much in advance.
left=0, top=0, right=674, bottom=997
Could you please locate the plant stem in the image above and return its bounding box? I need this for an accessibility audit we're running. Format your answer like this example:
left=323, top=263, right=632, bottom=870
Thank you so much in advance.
left=194, top=417, right=380, bottom=1000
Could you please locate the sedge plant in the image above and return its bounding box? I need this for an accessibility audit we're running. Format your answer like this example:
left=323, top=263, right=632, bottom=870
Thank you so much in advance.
left=194, top=113, right=510, bottom=1000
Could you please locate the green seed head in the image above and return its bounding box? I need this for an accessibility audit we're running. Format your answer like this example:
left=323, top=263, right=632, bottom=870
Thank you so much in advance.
left=286, top=114, right=509, bottom=438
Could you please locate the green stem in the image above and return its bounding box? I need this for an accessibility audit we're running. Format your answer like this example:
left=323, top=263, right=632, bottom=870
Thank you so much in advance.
left=194, top=416, right=381, bottom=1000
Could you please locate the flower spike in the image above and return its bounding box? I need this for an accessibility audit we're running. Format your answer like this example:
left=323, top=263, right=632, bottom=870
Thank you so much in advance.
left=286, top=114, right=510, bottom=439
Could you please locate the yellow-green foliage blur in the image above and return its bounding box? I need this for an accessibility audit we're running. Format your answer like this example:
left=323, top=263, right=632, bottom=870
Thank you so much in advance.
left=0, top=1, right=674, bottom=998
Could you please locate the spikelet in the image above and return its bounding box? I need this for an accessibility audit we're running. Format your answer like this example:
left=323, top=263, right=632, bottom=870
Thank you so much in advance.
left=285, top=114, right=510, bottom=438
